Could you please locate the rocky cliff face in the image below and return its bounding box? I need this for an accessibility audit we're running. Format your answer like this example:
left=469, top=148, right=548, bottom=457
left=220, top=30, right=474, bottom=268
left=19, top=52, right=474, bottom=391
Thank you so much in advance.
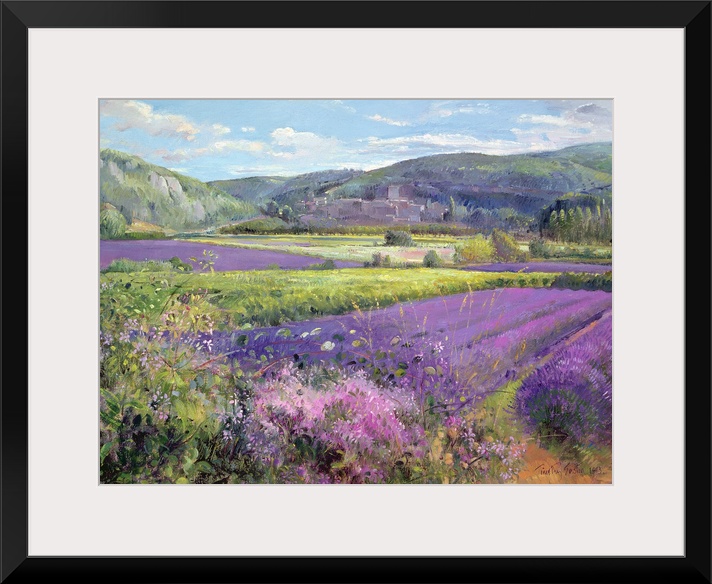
left=99, top=149, right=258, bottom=231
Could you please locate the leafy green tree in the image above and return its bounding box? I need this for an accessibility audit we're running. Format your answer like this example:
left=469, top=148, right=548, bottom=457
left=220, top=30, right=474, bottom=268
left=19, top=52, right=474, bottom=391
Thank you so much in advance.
left=574, top=207, right=585, bottom=242
left=584, top=207, right=593, bottom=242
left=447, top=196, right=456, bottom=222
left=491, top=228, right=526, bottom=262
left=279, top=205, right=295, bottom=222
left=422, top=250, right=443, bottom=268
left=100, top=208, right=127, bottom=239
left=453, top=234, right=494, bottom=263
left=265, top=200, right=279, bottom=217
left=559, top=209, right=567, bottom=242
left=384, top=230, right=414, bottom=247
left=603, top=209, right=612, bottom=242
left=549, top=210, right=559, bottom=241
left=529, top=237, right=551, bottom=258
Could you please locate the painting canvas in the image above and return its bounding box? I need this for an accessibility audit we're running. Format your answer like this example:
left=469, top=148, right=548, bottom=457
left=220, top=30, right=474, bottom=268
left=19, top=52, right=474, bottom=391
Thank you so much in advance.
left=99, top=99, right=612, bottom=485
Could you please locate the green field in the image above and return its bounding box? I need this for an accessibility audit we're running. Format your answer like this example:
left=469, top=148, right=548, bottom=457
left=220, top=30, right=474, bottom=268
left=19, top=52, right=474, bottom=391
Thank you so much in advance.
left=181, top=234, right=457, bottom=265
left=101, top=267, right=568, bottom=328
left=179, top=234, right=612, bottom=267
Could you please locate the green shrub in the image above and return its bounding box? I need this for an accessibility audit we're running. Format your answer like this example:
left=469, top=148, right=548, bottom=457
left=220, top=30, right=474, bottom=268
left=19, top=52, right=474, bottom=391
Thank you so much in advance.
left=491, top=229, right=527, bottom=262
left=453, top=234, right=494, bottom=263
left=384, top=230, right=415, bottom=247
left=422, top=250, right=443, bottom=268
left=102, top=259, right=173, bottom=273
left=552, top=272, right=612, bottom=292
left=365, top=252, right=394, bottom=268
left=121, top=231, right=168, bottom=240
left=100, top=208, right=127, bottom=239
left=218, top=217, right=291, bottom=234
left=102, top=257, right=195, bottom=274
left=168, top=256, right=193, bottom=272
left=307, top=259, right=337, bottom=270
left=529, top=237, right=552, bottom=258
left=367, top=252, right=383, bottom=267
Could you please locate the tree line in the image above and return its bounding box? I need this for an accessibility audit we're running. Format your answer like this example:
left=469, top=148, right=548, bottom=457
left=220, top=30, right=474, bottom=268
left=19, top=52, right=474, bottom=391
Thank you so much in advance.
left=543, top=204, right=612, bottom=244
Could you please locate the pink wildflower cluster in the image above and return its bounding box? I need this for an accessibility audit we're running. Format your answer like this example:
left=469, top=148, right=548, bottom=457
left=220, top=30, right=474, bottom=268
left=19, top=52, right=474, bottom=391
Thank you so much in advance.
left=245, top=365, right=426, bottom=483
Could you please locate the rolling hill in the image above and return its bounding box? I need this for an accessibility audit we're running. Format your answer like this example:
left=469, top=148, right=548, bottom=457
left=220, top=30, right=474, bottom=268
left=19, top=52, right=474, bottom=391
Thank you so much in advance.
left=207, top=143, right=611, bottom=222
left=100, top=150, right=259, bottom=231
left=328, top=143, right=612, bottom=210
left=101, top=143, right=612, bottom=232
left=209, top=168, right=364, bottom=208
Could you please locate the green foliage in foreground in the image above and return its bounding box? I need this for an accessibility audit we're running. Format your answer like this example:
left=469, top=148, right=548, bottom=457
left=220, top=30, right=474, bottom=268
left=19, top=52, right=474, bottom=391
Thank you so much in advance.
left=99, top=286, right=531, bottom=484
left=100, top=268, right=609, bottom=329
left=102, top=257, right=193, bottom=274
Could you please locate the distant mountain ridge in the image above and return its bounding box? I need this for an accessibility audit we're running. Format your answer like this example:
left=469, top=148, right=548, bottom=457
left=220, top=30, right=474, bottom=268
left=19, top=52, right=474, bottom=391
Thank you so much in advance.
left=209, top=168, right=364, bottom=207
left=329, top=143, right=612, bottom=204
left=100, top=149, right=258, bottom=231
left=209, top=143, right=612, bottom=219
left=101, top=143, right=611, bottom=231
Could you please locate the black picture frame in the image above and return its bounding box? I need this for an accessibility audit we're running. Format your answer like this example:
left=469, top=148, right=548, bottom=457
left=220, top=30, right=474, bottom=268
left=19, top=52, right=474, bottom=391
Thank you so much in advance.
left=2, top=2, right=710, bottom=582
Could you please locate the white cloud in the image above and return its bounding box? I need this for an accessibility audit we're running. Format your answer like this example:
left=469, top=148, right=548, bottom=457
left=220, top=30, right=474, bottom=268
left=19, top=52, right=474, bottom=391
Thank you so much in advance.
left=512, top=102, right=612, bottom=149
left=154, top=139, right=267, bottom=163
left=366, top=114, right=411, bottom=127
left=269, top=127, right=342, bottom=159
left=363, top=133, right=530, bottom=155
left=424, top=101, right=488, bottom=120
left=155, top=148, right=209, bottom=163
left=241, top=126, right=256, bottom=133
left=100, top=100, right=201, bottom=141
left=330, top=100, right=357, bottom=113
left=152, top=126, right=343, bottom=165
left=213, top=140, right=266, bottom=153
left=571, top=102, right=612, bottom=125
left=212, top=124, right=231, bottom=135
left=518, top=114, right=571, bottom=127
left=228, top=164, right=294, bottom=177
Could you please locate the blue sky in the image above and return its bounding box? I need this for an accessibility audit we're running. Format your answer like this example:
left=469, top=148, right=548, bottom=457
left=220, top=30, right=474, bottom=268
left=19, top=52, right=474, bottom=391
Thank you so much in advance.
left=100, top=99, right=612, bottom=181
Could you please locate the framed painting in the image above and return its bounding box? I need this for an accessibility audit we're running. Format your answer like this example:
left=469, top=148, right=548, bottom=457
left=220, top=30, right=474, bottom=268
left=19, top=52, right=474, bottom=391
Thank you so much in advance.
left=4, top=1, right=709, bottom=582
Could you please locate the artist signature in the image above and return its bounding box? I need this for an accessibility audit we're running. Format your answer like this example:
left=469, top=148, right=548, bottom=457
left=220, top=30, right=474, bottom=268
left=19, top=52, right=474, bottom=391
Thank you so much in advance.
left=533, top=462, right=603, bottom=476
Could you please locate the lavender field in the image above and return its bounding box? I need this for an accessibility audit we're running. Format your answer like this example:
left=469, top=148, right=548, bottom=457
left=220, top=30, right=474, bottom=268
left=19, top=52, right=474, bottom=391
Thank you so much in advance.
left=100, top=278, right=613, bottom=484
left=100, top=240, right=360, bottom=270
left=207, top=288, right=611, bottom=408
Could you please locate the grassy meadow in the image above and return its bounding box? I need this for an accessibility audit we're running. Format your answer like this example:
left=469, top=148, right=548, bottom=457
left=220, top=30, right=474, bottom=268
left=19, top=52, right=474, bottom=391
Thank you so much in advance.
left=182, top=234, right=458, bottom=265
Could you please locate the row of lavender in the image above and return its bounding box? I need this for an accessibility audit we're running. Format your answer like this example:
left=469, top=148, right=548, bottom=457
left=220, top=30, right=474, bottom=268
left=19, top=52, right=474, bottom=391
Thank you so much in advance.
left=205, top=288, right=611, bottom=409
left=515, top=313, right=612, bottom=448
left=100, top=284, right=612, bottom=483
